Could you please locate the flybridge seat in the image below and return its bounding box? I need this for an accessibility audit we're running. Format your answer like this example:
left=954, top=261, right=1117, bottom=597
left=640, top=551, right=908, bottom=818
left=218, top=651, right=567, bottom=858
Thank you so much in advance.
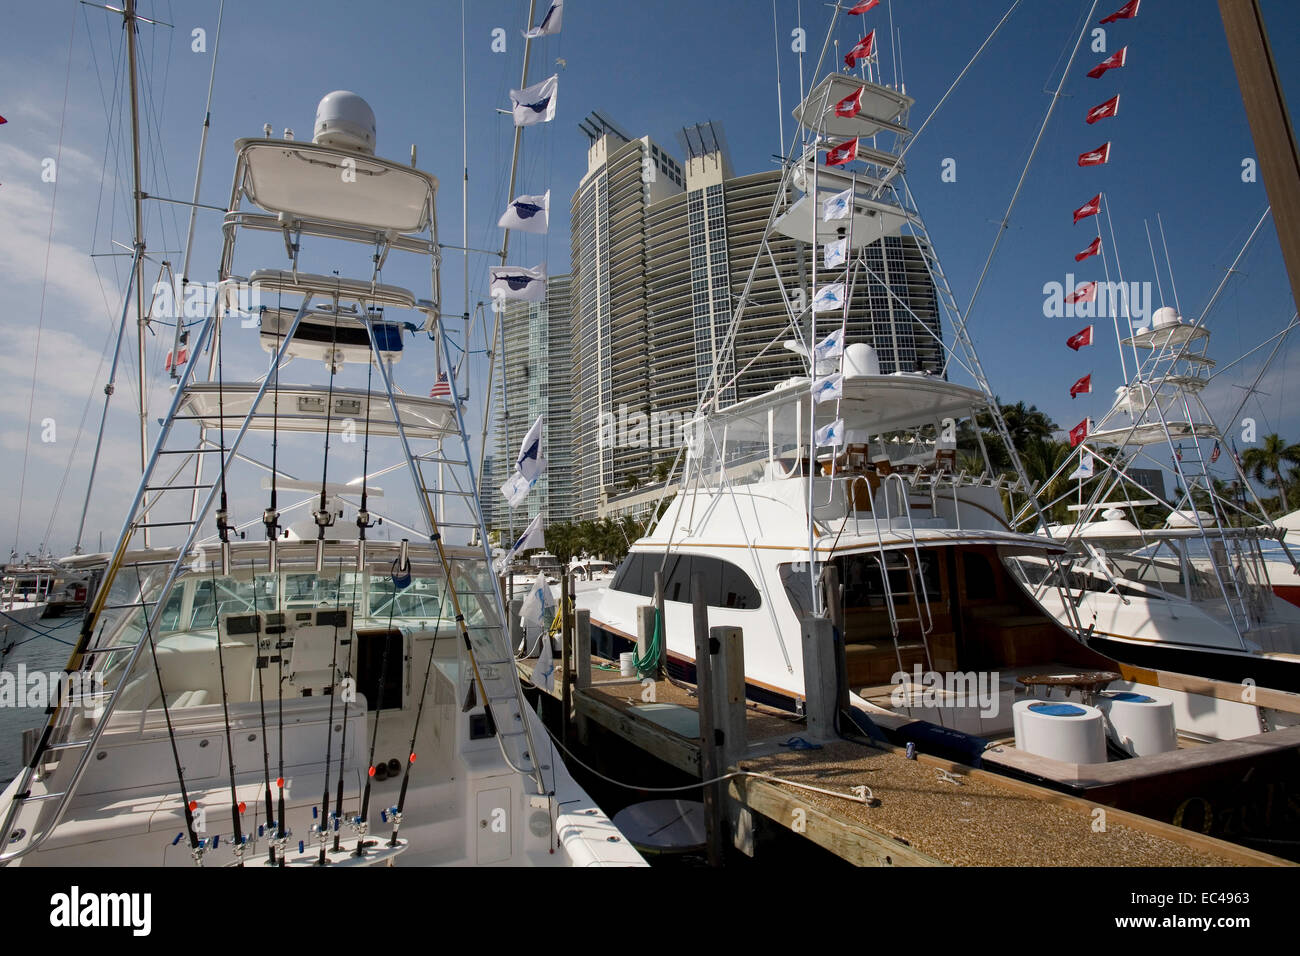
left=235, top=138, right=438, bottom=234
left=258, top=305, right=404, bottom=366
left=793, top=74, right=914, bottom=138
left=250, top=269, right=420, bottom=311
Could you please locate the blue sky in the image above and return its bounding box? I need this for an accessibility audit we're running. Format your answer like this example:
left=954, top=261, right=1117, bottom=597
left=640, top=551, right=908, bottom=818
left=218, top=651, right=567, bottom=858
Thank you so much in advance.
left=1, top=0, right=1298, bottom=554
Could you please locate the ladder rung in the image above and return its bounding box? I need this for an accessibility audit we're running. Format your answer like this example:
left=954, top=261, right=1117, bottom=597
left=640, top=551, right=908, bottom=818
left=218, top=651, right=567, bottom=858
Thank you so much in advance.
left=85, top=641, right=142, bottom=654
left=101, top=601, right=157, bottom=611
left=44, top=739, right=93, bottom=753
left=145, top=484, right=214, bottom=492
left=158, top=447, right=226, bottom=454
left=134, top=521, right=198, bottom=530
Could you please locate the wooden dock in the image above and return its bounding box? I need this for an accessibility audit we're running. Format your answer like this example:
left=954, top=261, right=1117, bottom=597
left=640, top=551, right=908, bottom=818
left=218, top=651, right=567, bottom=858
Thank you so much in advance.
left=517, top=619, right=1291, bottom=867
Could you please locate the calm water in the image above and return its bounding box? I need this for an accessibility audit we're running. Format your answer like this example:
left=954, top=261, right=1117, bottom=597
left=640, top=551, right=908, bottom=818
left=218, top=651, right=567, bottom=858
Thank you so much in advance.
left=0, top=615, right=80, bottom=782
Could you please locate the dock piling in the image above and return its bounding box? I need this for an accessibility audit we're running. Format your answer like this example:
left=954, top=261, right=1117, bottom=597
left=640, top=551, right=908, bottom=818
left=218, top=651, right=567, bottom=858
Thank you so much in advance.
left=801, top=616, right=838, bottom=741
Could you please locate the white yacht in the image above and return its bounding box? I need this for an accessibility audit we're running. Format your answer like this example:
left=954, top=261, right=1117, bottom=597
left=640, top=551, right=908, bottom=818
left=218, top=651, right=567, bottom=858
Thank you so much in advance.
left=1013, top=307, right=1300, bottom=693
left=0, top=92, right=642, bottom=867
left=582, top=50, right=1300, bottom=848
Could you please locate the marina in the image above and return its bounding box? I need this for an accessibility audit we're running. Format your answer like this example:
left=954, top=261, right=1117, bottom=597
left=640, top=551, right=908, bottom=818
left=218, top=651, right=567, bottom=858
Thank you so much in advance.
left=0, top=0, right=1298, bottom=932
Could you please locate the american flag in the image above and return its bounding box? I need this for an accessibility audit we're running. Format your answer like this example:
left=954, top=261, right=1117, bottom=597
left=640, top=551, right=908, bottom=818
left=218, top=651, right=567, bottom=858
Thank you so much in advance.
left=429, top=372, right=452, bottom=398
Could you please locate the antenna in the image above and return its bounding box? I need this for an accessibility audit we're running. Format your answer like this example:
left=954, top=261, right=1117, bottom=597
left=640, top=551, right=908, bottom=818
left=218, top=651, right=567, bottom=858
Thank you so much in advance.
left=772, top=0, right=785, bottom=157
left=1157, top=213, right=1182, bottom=315
left=1144, top=219, right=1167, bottom=310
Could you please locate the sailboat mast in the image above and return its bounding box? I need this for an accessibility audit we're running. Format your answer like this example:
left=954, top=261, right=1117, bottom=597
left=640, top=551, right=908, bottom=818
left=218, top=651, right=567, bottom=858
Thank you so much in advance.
left=124, top=0, right=150, bottom=547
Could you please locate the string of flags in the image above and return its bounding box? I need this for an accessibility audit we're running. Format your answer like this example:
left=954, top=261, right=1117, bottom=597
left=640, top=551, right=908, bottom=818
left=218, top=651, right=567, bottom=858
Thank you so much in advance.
left=809, top=1, right=889, bottom=455
left=1063, top=0, right=1141, bottom=463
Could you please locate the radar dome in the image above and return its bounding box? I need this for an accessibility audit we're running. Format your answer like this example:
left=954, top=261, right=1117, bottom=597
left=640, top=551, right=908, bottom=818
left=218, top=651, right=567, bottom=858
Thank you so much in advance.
left=843, top=342, right=880, bottom=376
left=313, top=91, right=376, bottom=154
left=1151, top=306, right=1181, bottom=329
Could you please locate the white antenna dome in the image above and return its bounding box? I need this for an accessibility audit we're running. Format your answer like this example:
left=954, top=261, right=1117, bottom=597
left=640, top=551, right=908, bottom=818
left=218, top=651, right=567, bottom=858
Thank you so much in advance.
left=313, top=91, right=376, bottom=155
left=1151, top=306, right=1181, bottom=328
left=843, top=342, right=880, bottom=376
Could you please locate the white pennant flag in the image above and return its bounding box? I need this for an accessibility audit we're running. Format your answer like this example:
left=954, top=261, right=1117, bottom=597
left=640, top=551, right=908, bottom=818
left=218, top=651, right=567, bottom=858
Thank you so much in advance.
left=811, top=373, right=843, bottom=405
left=815, top=418, right=846, bottom=447
left=1068, top=453, right=1095, bottom=481
left=490, top=264, right=547, bottom=303
left=498, top=190, right=550, bottom=234
left=500, top=470, right=535, bottom=508
left=515, top=414, right=547, bottom=482
left=523, top=0, right=564, bottom=38
left=496, top=512, right=545, bottom=574
left=812, top=283, right=846, bottom=313
left=520, top=574, right=557, bottom=630
left=823, top=185, right=853, bottom=221
left=813, top=329, right=844, bottom=362
left=510, top=74, right=558, bottom=126
left=824, top=238, right=848, bottom=270
left=531, top=628, right=556, bottom=691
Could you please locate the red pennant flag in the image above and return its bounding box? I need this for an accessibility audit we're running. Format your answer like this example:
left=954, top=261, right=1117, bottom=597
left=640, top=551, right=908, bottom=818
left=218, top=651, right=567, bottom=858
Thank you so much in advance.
left=845, top=31, right=875, bottom=69
left=1175, top=445, right=1183, bottom=462
left=1070, top=419, right=1090, bottom=447
left=825, top=137, right=859, bottom=167
left=1066, top=325, right=1094, bottom=351
left=848, top=0, right=880, bottom=13
left=1087, top=46, right=1127, bottom=79
left=0, top=115, right=7, bottom=125
left=1211, top=442, right=1222, bottom=463
left=1070, top=373, right=1093, bottom=399
left=1100, top=0, right=1140, bottom=25
left=1086, top=94, right=1120, bottom=125
left=835, top=87, right=864, bottom=118
left=1073, top=194, right=1102, bottom=225
left=1066, top=281, right=1097, bottom=305
left=1075, top=236, right=1102, bottom=262
left=1078, top=142, right=1111, bottom=167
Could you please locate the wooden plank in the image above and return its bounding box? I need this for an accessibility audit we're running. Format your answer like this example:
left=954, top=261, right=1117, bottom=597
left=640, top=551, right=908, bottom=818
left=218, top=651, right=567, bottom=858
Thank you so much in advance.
left=693, top=573, right=723, bottom=866
left=575, top=691, right=701, bottom=775
left=729, top=775, right=945, bottom=867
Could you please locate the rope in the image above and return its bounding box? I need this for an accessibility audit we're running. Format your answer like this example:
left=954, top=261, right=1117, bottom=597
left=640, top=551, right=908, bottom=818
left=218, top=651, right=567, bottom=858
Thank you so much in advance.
left=630, top=605, right=662, bottom=677
left=542, top=725, right=873, bottom=805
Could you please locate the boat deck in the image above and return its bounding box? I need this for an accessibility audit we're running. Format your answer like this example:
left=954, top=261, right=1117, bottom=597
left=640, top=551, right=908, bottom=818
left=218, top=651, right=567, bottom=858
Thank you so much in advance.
left=520, top=651, right=1290, bottom=867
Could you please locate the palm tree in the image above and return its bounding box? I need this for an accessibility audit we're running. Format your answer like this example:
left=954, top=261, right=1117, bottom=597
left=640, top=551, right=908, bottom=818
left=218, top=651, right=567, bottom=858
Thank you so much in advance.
left=1241, top=434, right=1300, bottom=517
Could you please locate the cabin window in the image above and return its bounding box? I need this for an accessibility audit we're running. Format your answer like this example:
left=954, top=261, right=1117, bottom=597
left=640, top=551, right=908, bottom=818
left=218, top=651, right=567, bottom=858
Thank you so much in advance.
left=355, top=629, right=403, bottom=712
left=611, top=553, right=761, bottom=609
left=962, top=551, right=997, bottom=600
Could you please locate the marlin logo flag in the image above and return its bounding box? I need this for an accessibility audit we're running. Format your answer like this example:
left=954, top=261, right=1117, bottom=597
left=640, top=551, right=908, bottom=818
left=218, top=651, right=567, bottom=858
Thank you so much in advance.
left=812, top=373, right=844, bottom=405
left=489, top=264, right=547, bottom=302
left=510, top=74, right=558, bottom=126
left=523, top=0, right=563, bottom=38
left=825, top=138, right=858, bottom=167
left=835, top=87, right=864, bottom=119
left=1073, top=193, right=1102, bottom=224
left=1086, top=94, right=1121, bottom=125
left=844, top=31, right=875, bottom=69
left=815, top=418, right=846, bottom=448
left=1100, top=0, right=1140, bottom=25
left=813, top=329, right=845, bottom=362
left=498, top=190, right=550, bottom=234
left=1078, top=142, right=1111, bottom=167
left=515, top=415, right=547, bottom=482
left=1087, top=47, right=1127, bottom=79
left=824, top=238, right=848, bottom=270
left=823, top=185, right=853, bottom=221
left=813, top=283, right=846, bottom=312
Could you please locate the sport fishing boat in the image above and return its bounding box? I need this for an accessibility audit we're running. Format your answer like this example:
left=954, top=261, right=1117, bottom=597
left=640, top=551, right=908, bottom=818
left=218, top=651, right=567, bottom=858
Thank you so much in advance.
left=0, top=84, right=642, bottom=867
left=1011, top=306, right=1300, bottom=693
left=581, top=9, right=1300, bottom=850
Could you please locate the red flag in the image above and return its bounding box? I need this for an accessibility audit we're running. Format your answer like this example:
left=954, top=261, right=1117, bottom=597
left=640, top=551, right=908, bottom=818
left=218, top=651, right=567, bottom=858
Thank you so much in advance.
left=1073, top=193, right=1101, bottom=224
left=1087, top=46, right=1127, bottom=79
left=1066, top=281, right=1097, bottom=305
left=1175, top=445, right=1183, bottom=462
left=825, top=137, right=859, bottom=167
left=164, top=348, right=188, bottom=371
left=845, top=31, right=875, bottom=69
left=835, top=87, right=864, bottom=118
left=0, top=115, right=7, bottom=125
left=848, top=0, right=880, bottom=13
left=1066, top=325, right=1094, bottom=351
left=1070, top=373, right=1092, bottom=399
left=1211, top=442, right=1221, bottom=463
left=1100, top=0, right=1140, bottom=24
left=1078, top=142, right=1111, bottom=167
left=1070, top=419, right=1090, bottom=447
left=1086, top=94, right=1120, bottom=125
left=1075, top=236, right=1102, bottom=262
